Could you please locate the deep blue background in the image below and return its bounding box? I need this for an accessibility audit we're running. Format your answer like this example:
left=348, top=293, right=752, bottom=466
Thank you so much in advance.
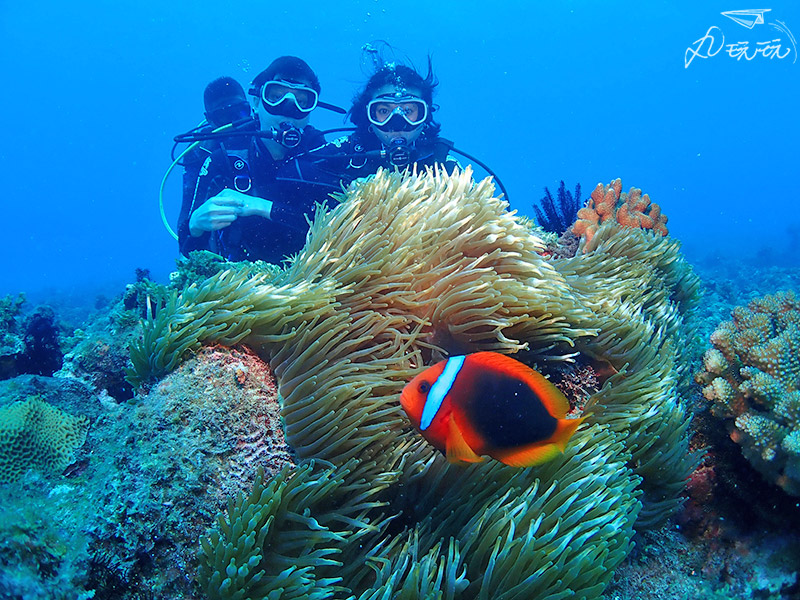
left=2, top=1, right=798, bottom=301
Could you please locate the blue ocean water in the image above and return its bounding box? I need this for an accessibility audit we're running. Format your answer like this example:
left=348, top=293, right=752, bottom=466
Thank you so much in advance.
left=1, top=0, right=798, bottom=300
left=2, top=4, right=800, bottom=598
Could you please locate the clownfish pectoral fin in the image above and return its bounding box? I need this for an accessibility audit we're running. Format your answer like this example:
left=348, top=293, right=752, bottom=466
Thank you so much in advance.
left=446, top=418, right=484, bottom=464
left=495, top=442, right=563, bottom=468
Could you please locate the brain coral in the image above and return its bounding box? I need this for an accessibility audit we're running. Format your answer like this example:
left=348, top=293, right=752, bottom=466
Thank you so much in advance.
left=696, top=290, right=800, bottom=495
left=130, top=167, right=701, bottom=598
left=0, top=396, right=89, bottom=482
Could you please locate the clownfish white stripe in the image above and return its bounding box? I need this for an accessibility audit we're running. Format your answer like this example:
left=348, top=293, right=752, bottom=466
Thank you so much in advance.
left=420, top=355, right=466, bottom=431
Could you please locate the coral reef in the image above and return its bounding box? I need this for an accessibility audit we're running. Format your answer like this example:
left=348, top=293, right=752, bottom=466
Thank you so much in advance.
left=0, top=296, right=64, bottom=380
left=0, top=374, right=99, bottom=421
left=122, top=268, right=170, bottom=319
left=59, top=299, right=140, bottom=401
left=59, top=268, right=183, bottom=401
left=79, top=344, right=294, bottom=595
left=58, top=258, right=281, bottom=404
left=0, top=293, right=26, bottom=379
left=64, top=337, right=134, bottom=400
left=17, top=306, right=63, bottom=376
left=572, top=178, right=668, bottom=247
left=148, top=345, right=295, bottom=501
left=551, top=229, right=582, bottom=259
left=551, top=360, right=601, bottom=415
left=605, top=525, right=800, bottom=600
left=696, top=290, right=800, bottom=495
left=533, top=180, right=582, bottom=235
left=168, top=250, right=282, bottom=290
left=0, top=293, right=26, bottom=330
left=681, top=408, right=800, bottom=534
left=0, top=396, right=88, bottom=483
left=0, top=344, right=290, bottom=599
left=168, top=250, right=230, bottom=289
left=129, top=167, right=702, bottom=598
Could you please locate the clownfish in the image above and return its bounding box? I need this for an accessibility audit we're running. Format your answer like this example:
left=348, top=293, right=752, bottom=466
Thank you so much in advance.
left=400, top=352, right=584, bottom=467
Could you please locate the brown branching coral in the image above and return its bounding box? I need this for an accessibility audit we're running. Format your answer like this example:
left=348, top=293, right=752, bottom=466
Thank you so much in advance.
left=129, top=167, right=701, bottom=598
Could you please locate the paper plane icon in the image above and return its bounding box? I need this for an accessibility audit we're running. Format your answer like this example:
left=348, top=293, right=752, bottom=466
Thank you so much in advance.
left=721, top=9, right=771, bottom=29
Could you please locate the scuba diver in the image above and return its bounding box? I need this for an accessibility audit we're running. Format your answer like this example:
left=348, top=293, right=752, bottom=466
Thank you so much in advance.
left=339, top=57, right=459, bottom=176
left=202, top=76, right=255, bottom=135
left=175, top=76, right=256, bottom=172
left=168, top=48, right=509, bottom=263
left=175, top=56, right=341, bottom=263
left=284, top=45, right=507, bottom=204
left=293, top=56, right=459, bottom=188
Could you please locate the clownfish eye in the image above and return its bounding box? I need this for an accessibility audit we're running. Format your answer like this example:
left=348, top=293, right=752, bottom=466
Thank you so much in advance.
left=418, top=380, right=431, bottom=395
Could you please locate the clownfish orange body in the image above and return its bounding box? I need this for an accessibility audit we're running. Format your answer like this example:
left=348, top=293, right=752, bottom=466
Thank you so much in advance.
left=400, top=352, right=584, bottom=467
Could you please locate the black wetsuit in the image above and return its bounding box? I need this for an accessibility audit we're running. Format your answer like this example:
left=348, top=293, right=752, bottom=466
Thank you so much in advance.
left=178, top=126, right=326, bottom=263
left=287, top=130, right=460, bottom=193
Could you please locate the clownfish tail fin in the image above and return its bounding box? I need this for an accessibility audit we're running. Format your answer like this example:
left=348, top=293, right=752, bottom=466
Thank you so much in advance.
left=495, top=442, right=562, bottom=467
left=495, top=416, right=585, bottom=468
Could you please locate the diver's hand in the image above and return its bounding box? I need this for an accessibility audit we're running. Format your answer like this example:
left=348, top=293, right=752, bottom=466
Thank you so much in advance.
left=189, top=189, right=247, bottom=236
left=239, top=196, right=273, bottom=220
left=189, top=190, right=274, bottom=236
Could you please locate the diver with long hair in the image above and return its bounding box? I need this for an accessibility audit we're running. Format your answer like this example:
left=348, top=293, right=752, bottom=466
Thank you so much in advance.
left=341, top=49, right=459, bottom=176
left=286, top=45, right=460, bottom=195
left=283, top=43, right=509, bottom=202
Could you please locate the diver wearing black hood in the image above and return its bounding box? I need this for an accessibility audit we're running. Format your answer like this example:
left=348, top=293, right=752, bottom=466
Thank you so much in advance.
left=177, top=56, right=330, bottom=263
left=177, top=75, right=256, bottom=167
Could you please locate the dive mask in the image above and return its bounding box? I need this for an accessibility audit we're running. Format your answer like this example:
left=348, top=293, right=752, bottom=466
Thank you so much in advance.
left=261, top=80, right=319, bottom=118
left=367, top=95, right=428, bottom=131
left=206, top=100, right=253, bottom=128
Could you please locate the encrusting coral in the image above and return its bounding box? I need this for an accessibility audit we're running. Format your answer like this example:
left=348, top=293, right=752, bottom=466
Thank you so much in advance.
left=129, top=167, right=701, bottom=598
left=0, top=396, right=89, bottom=482
left=696, top=290, right=800, bottom=495
left=572, top=178, right=668, bottom=247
